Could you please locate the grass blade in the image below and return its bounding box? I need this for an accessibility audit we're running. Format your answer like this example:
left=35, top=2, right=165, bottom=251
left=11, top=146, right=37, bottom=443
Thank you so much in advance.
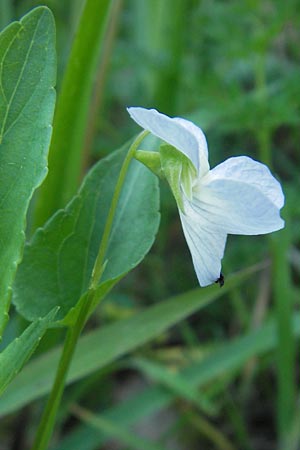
left=0, top=264, right=260, bottom=415
left=34, top=0, right=114, bottom=228
left=53, top=313, right=300, bottom=450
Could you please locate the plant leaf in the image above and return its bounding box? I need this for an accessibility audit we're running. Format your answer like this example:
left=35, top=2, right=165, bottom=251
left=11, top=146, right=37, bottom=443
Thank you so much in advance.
left=0, top=308, right=58, bottom=396
left=12, top=145, right=160, bottom=322
left=1, top=265, right=262, bottom=415
left=0, top=6, right=56, bottom=335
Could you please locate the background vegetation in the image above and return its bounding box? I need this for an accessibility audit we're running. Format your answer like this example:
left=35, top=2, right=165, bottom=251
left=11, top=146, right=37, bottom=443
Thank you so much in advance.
left=0, top=0, right=299, bottom=449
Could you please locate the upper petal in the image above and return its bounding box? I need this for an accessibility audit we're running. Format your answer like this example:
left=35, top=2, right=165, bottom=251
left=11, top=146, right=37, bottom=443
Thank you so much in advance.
left=194, top=156, right=285, bottom=235
left=127, top=107, right=209, bottom=176
left=172, top=117, right=209, bottom=177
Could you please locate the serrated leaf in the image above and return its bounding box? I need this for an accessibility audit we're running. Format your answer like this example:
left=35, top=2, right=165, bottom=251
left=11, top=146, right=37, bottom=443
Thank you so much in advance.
left=0, top=308, right=58, bottom=396
left=12, top=145, right=160, bottom=322
left=0, top=7, right=56, bottom=335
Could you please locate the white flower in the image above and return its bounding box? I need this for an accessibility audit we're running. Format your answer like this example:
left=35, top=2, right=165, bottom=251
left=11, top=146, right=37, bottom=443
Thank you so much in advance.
left=127, top=107, right=285, bottom=287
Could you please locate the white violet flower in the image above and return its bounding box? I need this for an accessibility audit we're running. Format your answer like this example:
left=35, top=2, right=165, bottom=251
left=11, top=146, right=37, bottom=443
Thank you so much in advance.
left=127, top=107, right=285, bottom=287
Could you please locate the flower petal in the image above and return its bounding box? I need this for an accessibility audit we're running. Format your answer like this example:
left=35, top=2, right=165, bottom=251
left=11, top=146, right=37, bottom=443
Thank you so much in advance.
left=194, top=156, right=284, bottom=235
left=206, top=156, right=284, bottom=208
left=127, top=107, right=209, bottom=175
left=172, top=117, right=209, bottom=177
left=179, top=207, right=227, bottom=287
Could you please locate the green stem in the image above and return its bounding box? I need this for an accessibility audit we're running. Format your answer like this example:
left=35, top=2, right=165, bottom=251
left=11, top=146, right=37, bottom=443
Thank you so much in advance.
left=31, top=290, right=94, bottom=450
left=31, top=130, right=148, bottom=450
left=272, top=223, right=295, bottom=447
left=91, top=130, right=149, bottom=287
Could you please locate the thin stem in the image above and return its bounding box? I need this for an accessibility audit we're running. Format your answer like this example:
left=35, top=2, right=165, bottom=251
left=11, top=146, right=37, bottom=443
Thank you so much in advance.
left=31, top=130, right=148, bottom=450
left=272, top=223, right=295, bottom=446
left=91, top=130, right=149, bottom=287
left=31, top=291, right=94, bottom=450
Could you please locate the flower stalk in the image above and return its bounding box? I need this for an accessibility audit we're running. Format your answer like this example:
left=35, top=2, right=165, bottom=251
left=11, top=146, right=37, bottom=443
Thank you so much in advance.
left=32, top=130, right=148, bottom=450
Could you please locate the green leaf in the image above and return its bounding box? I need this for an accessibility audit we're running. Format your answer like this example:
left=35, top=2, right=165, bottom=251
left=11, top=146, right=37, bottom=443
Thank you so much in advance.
left=12, top=145, right=160, bottom=322
left=0, top=308, right=58, bottom=396
left=34, top=0, right=114, bottom=228
left=1, top=265, right=262, bottom=415
left=0, top=7, right=56, bottom=335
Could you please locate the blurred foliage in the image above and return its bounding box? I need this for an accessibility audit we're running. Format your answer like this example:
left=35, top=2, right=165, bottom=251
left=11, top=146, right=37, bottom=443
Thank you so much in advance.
left=0, top=0, right=300, bottom=449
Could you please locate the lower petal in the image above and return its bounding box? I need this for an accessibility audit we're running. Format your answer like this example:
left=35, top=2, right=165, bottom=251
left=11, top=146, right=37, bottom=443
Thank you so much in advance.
left=179, top=210, right=227, bottom=287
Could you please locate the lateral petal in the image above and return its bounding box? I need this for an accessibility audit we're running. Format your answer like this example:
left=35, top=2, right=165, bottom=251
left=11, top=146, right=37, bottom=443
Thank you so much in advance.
left=194, top=156, right=284, bottom=235
left=127, top=107, right=209, bottom=175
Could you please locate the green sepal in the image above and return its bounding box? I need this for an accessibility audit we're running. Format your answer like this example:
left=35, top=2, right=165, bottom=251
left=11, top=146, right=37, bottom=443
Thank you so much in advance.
left=181, top=161, right=197, bottom=200
left=160, top=145, right=184, bottom=211
left=136, top=144, right=197, bottom=212
left=160, top=144, right=197, bottom=212
left=135, top=150, right=163, bottom=178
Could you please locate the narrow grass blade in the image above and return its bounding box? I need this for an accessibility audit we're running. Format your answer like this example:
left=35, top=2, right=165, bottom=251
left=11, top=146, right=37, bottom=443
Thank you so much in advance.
left=34, top=0, right=114, bottom=228
left=0, top=264, right=259, bottom=415
left=52, top=312, right=300, bottom=450
left=272, top=219, right=296, bottom=443
left=0, top=308, right=58, bottom=396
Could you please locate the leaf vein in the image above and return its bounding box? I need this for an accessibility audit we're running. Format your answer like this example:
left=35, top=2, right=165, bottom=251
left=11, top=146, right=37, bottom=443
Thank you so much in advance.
left=0, top=16, right=43, bottom=141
